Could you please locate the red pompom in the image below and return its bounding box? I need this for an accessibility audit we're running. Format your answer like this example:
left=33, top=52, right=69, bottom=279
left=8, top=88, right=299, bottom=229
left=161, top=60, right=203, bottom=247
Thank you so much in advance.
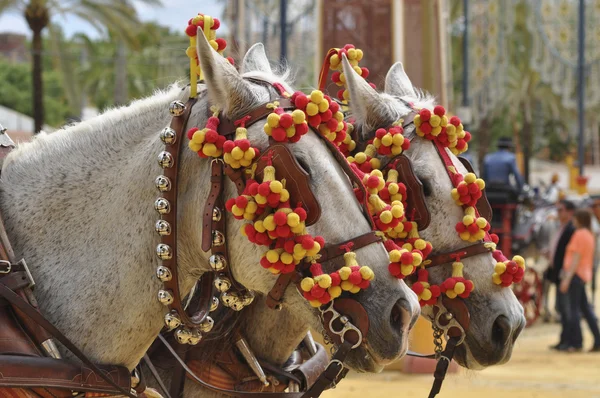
left=320, top=109, right=333, bottom=122
left=187, top=127, right=199, bottom=140
left=212, top=18, right=221, bottom=29
left=294, top=94, right=309, bottom=109
left=235, top=196, right=248, bottom=208
left=273, top=211, right=288, bottom=226
left=332, top=72, right=341, bottom=83
left=279, top=113, right=293, bottom=128
left=295, top=207, right=307, bottom=220
left=419, top=109, right=431, bottom=121
left=295, top=123, right=309, bottom=136
left=215, top=38, right=227, bottom=51
left=308, top=115, right=321, bottom=128
left=185, top=24, right=198, bottom=37
left=315, top=236, right=325, bottom=248
left=433, top=105, right=445, bottom=116
left=271, top=127, right=287, bottom=142
left=449, top=116, right=461, bottom=126
left=329, top=101, right=340, bottom=113
left=326, top=118, right=339, bottom=132
left=361, top=67, right=369, bottom=78
left=225, top=198, right=235, bottom=211
left=401, top=252, right=414, bottom=265
left=412, top=282, right=425, bottom=295
left=419, top=122, right=432, bottom=135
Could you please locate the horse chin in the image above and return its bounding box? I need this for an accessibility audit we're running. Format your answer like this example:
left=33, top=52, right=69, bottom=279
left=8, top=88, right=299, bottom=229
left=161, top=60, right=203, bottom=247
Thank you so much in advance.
left=344, top=342, right=408, bottom=373
left=453, top=338, right=513, bottom=370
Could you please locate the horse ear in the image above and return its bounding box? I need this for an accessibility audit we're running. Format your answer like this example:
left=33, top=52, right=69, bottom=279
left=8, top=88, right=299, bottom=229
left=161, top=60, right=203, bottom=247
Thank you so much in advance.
left=196, top=29, right=255, bottom=116
left=241, top=43, right=273, bottom=74
left=385, top=62, right=416, bottom=97
left=342, top=54, right=393, bottom=133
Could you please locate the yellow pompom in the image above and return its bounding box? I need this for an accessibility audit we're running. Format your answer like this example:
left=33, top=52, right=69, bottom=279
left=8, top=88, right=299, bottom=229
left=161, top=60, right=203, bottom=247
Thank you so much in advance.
left=254, top=220, right=266, bottom=232
left=309, top=300, right=321, bottom=308
left=359, top=266, right=375, bottom=280
left=414, top=115, right=422, bottom=127
left=463, top=215, right=475, bottom=225
left=494, top=262, right=506, bottom=274
left=355, top=49, right=364, bottom=60
left=287, top=213, right=300, bottom=227
left=381, top=134, right=393, bottom=147
left=379, top=210, right=393, bottom=224
left=209, top=40, right=218, bottom=51
left=318, top=100, right=329, bottom=113
left=328, top=285, right=342, bottom=298
left=267, top=113, right=280, bottom=128
left=262, top=217, right=275, bottom=231
left=476, top=217, right=488, bottom=228
left=306, top=102, right=319, bottom=116
left=446, top=124, right=456, bottom=135
left=270, top=180, right=283, bottom=193
left=263, top=124, right=272, bottom=135
left=339, top=73, right=346, bottom=84
left=392, top=134, right=404, bottom=146
left=431, top=126, right=442, bottom=136
left=429, top=115, right=441, bottom=127
left=347, top=48, right=357, bottom=59
left=401, top=264, right=414, bottom=276
left=191, top=131, right=205, bottom=144
left=421, top=289, right=432, bottom=301
left=292, top=109, right=305, bottom=124
left=412, top=252, right=423, bottom=266
left=492, top=273, right=502, bottom=285
left=185, top=46, right=196, bottom=58
left=476, top=179, right=485, bottom=190
left=446, top=290, right=458, bottom=299
left=441, top=116, right=448, bottom=127
left=280, top=252, right=293, bottom=265
left=353, top=65, right=362, bottom=75
left=343, top=90, right=350, bottom=101
left=286, top=126, right=296, bottom=138
left=389, top=250, right=401, bottom=263
left=334, top=112, right=344, bottom=122
left=451, top=189, right=460, bottom=201
left=310, top=90, right=324, bottom=104
left=330, top=54, right=340, bottom=66
left=231, top=146, right=244, bottom=160
left=315, top=274, right=332, bottom=288
left=454, top=282, right=466, bottom=294
left=202, top=143, right=217, bottom=156
left=459, top=231, right=471, bottom=241
left=266, top=250, right=280, bottom=263
left=350, top=285, right=361, bottom=294
left=513, top=255, right=526, bottom=268
left=243, top=149, right=256, bottom=161
left=189, top=141, right=202, bottom=152
left=464, top=173, right=476, bottom=184
left=338, top=266, right=352, bottom=280
left=280, top=189, right=290, bottom=202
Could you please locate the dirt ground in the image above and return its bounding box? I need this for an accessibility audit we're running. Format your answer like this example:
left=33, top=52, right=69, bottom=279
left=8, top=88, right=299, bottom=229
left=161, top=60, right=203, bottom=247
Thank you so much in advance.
left=323, top=289, right=600, bottom=398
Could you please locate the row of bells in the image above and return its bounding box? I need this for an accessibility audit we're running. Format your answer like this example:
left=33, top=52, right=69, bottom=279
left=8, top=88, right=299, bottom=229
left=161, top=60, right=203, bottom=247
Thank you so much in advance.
left=152, top=101, right=253, bottom=345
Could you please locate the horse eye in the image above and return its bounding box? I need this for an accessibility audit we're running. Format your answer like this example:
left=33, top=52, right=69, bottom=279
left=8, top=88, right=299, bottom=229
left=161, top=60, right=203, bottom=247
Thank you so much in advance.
left=420, top=178, right=433, bottom=197
left=296, top=157, right=311, bottom=176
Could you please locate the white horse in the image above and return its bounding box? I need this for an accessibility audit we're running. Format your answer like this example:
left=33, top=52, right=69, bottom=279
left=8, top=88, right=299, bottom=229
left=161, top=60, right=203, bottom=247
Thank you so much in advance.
left=342, top=58, right=526, bottom=369
left=0, top=30, right=421, bottom=398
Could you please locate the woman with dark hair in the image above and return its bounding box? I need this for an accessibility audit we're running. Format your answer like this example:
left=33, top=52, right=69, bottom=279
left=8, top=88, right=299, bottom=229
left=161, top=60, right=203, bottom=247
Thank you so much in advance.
left=560, top=208, right=600, bottom=352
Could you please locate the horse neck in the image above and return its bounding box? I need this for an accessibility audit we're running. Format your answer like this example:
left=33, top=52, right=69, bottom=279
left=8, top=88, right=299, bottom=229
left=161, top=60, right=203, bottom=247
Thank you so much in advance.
left=0, top=85, right=212, bottom=370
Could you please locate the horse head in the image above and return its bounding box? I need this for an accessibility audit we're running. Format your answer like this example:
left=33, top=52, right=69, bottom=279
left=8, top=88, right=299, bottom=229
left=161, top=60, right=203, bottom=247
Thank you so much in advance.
left=173, top=35, right=420, bottom=374
left=341, top=58, right=525, bottom=369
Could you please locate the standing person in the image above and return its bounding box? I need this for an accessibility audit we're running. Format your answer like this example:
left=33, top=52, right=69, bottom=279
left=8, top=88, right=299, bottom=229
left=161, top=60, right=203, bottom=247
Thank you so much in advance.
left=548, top=200, right=576, bottom=350
left=590, top=197, right=600, bottom=305
left=482, top=136, right=525, bottom=193
left=559, top=208, right=600, bottom=352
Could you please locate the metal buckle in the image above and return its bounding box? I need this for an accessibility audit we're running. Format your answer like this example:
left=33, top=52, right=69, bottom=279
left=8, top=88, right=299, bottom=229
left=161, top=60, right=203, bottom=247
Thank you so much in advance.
left=0, top=260, right=11, bottom=274
left=321, top=302, right=363, bottom=349
left=433, top=309, right=465, bottom=346
left=17, top=259, right=35, bottom=288
left=328, top=359, right=345, bottom=388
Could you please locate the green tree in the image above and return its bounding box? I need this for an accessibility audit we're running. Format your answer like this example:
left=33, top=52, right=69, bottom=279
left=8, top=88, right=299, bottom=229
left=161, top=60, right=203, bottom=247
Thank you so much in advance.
left=0, top=0, right=161, bottom=133
left=0, top=59, right=71, bottom=126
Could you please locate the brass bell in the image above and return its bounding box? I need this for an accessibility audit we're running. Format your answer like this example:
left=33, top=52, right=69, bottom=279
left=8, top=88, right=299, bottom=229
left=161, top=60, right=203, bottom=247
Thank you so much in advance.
left=230, top=298, right=245, bottom=312
left=188, top=329, right=202, bottom=345
left=156, top=266, right=172, bottom=282
left=164, top=312, right=182, bottom=330
left=157, top=151, right=174, bottom=168
left=210, top=296, right=219, bottom=312
left=214, top=276, right=231, bottom=292
left=155, top=175, right=171, bottom=192
left=212, top=231, right=225, bottom=247
left=156, top=244, right=172, bottom=260
left=175, top=327, right=192, bottom=344
left=221, top=291, right=238, bottom=308
left=160, top=127, right=177, bottom=144
left=199, top=316, right=214, bottom=333
left=169, top=101, right=186, bottom=116
left=212, top=207, right=222, bottom=222
left=208, top=254, right=226, bottom=271
left=157, top=289, right=174, bottom=305
left=155, top=220, right=171, bottom=236
left=154, top=198, right=171, bottom=214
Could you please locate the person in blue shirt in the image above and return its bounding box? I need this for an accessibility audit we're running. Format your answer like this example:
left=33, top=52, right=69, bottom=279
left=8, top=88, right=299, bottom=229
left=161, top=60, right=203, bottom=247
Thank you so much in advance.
left=483, top=136, right=525, bottom=193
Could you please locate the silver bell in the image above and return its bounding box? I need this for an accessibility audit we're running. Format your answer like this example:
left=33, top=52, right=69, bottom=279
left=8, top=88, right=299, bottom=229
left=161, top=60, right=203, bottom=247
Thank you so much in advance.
left=188, top=329, right=202, bottom=345
left=157, top=151, right=174, bottom=168
left=164, top=312, right=182, bottom=330
left=214, top=276, right=231, bottom=292
left=212, top=231, right=225, bottom=247
left=156, top=266, right=172, bottom=282
left=212, top=207, right=222, bottom=222
left=160, top=127, right=177, bottom=144
left=155, top=220, right=172, bottom=236
left=199, top=316, right=214, bottom=333
left=154, top=198, right=171, bottom=214
left=155, top=175, right=171, bottom=192
left=157, top=289, right=174, bottom=305
left=210, top=296, right=219, bottom=312
left=169, top=101, right=186, bottom=116
left=175, top=327, right=192, bottom=344
left=208, top=254, right=226, bottom=271
left=156, top=244, right=172, bottom=260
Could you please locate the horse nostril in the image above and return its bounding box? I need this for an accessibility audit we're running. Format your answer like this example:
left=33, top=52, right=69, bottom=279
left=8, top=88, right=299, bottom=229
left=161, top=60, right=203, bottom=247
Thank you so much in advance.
left=390, top=299, right=414, bottom=333
left=512, top=317, right=526, bottom=343
left=491, top=315, right=513, bottom=347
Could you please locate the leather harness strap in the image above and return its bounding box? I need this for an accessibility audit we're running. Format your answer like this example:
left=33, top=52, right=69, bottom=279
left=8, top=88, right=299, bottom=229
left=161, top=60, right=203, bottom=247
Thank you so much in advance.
left=427, top=336, right=460, bottom=398
left=423, top=242, right=493, bottom=269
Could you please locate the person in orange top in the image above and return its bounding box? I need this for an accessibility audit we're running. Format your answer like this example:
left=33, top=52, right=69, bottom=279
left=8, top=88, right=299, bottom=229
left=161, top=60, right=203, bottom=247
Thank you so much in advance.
left=560, top=209, right=600, bottom=352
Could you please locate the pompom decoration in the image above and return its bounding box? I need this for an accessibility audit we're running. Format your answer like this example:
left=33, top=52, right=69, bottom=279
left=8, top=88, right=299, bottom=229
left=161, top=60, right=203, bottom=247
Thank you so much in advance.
left=455, top=207, right=490, bottom=242
left=337, top=252, right=375, bottom=293
left=260, top=206, right=307, bottom=239
left=492, top=255, right=526, bottom=287
left=412, top=268, right=441, bottom=306
left=338, top=123, right=357, bottom=155
left=327, top=44, right=370, bottom=101
left=379, top=169, right=407, bottom=205
left=373, top=125, right=410, bottom=157
left=347, top=144, right=381, bottom=173
left=301, top=262, right=339, bottom=307
left=249, top=164, right=290, bottom=208
left=260, top=247, right=298, bottom=275
left=387, top=240, right=422, bottom=279
left=263, top=102, right=309, bottom=143
left=187, top=112, right=226, bottom=158
left=225, top=195, right=259, bottom=221
left=413, top=106, right=471, bottom=155
left=440, top=262, right=475, bottom=299
left=368, top=195, right=404, bottom=232
left=451, top=172, right=485, bottom=207
left=223, top=117, right=259, bottom=168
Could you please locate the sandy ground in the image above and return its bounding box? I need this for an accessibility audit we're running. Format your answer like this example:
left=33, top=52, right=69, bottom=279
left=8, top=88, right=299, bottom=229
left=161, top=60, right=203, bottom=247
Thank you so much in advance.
left=323, top=285, right=600, bottom=398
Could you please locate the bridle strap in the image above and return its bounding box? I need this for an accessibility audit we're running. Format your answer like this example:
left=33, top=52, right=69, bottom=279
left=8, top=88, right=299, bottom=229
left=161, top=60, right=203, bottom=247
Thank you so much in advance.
left=423, top=242, right=492, bottom=269
left=143, top=354, right=173, bottom=398
left=427, top=336, right=460, bottom=398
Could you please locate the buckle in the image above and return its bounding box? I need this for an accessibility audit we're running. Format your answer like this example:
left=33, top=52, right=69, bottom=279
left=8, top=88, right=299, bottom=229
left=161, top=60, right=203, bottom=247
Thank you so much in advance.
left=0, top=260, right=11, bottom=274
left=321, top=302, right=363, bottom=349
left=433, top=309, right=465, bottom=346
left=17, top=259, right=35, bottom=288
